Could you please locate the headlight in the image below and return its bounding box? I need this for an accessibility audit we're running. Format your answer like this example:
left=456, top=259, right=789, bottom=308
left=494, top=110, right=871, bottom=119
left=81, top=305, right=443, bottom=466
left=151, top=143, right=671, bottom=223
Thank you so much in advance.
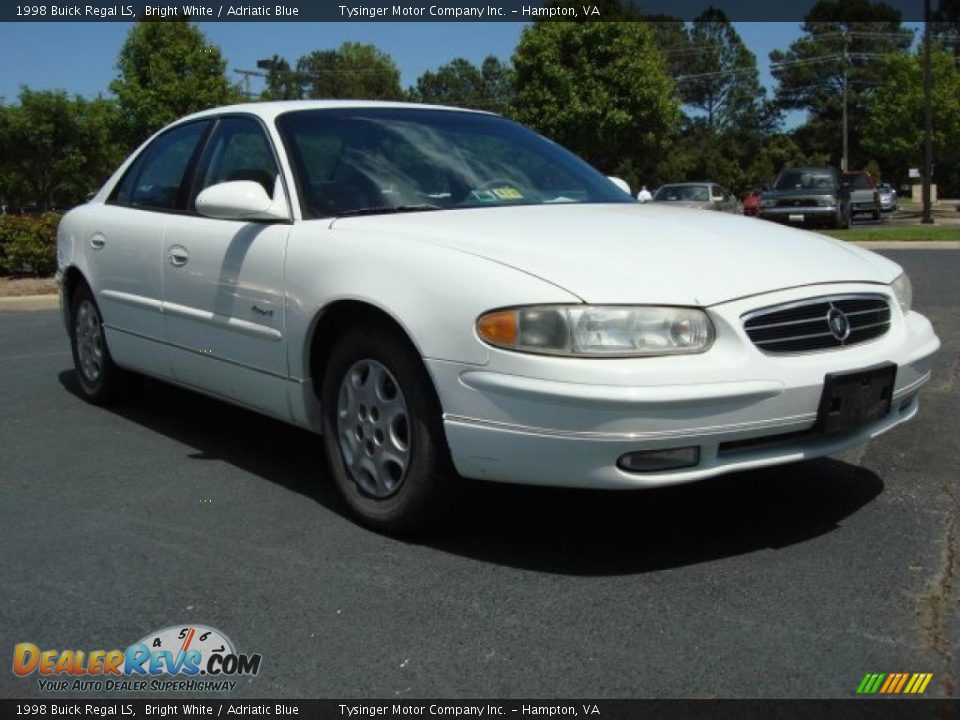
left=476, top=305, right=715, bottom=357
left=817, top=196, right=837, bottom=207
left=891, top=272, right=912, bottom=314
left=759, top=199, right=775, bottom=208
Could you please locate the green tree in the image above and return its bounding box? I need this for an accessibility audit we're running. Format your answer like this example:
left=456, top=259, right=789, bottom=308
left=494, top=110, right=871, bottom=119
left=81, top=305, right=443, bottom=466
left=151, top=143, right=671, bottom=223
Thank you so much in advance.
left=770, top=0, right=912, bottom=168
left=743, top=134, right=820, bottom=188
left=413, top=56, right=513, bottom=113
left=0, top=89, right=124, bottom=211
left=644, top=16, right=692, bottom=80
left=110, top=19, right=242, bottom=145
left=260, top=55, right=303, bottom=100
left=679, top=8, right=765, bottom=131
left=512, top=21, right=681, bottom=190
left=861, top=48, right=960, bottom=192
left=297, top=42, right=403, bottom=100
left=933, top=0, right=960, bottom=58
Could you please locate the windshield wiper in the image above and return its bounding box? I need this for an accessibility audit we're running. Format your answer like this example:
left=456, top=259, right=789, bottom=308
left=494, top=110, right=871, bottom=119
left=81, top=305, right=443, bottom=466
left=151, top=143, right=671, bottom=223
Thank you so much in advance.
left=334, top=203, right=441, bottom=218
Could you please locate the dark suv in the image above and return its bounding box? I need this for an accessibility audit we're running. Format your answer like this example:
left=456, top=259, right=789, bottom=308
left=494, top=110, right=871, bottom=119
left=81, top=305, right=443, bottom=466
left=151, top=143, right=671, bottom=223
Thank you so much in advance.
left=759, top=167, right=851, bottom=229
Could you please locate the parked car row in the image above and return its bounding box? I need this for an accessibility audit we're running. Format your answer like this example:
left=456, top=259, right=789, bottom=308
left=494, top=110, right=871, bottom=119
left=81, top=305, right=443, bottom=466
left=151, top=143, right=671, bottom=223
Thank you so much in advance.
left=748, top=168, right=891, bottom=229
left=636, top=168, right=893, bottom=229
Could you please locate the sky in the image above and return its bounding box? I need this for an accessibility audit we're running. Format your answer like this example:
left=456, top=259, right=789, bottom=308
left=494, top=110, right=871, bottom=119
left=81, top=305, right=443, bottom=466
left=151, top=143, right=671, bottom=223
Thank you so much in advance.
left=0, top=21, right=892, bottom=129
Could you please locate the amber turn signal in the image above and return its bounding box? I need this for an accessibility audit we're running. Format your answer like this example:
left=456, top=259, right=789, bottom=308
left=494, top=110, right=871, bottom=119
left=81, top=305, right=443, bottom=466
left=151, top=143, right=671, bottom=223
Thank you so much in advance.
left=477, top=310, right=518, bottom=345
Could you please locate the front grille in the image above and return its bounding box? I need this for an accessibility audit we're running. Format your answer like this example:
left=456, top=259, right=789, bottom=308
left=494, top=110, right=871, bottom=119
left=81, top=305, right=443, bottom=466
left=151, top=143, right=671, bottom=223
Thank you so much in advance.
left=776, top=197, right=820, bottom=208
left=742, top=294, right=891, bottom=354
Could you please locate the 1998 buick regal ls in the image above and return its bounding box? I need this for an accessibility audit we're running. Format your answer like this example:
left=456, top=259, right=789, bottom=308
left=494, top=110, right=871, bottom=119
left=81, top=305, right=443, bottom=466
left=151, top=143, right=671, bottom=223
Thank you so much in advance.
left=57, top=101, right=940, bottom=532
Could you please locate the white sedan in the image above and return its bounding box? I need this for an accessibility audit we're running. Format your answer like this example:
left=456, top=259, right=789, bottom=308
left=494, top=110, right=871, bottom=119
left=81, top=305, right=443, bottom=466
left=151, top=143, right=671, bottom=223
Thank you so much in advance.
left=57, top=101, right=940, bottom=532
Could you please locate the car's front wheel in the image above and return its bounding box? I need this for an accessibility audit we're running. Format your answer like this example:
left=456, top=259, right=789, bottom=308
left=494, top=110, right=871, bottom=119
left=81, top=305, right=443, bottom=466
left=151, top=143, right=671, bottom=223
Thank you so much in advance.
left=320, top=323, right=453, bottom=533
left=69, top=282, right=126, bottom=404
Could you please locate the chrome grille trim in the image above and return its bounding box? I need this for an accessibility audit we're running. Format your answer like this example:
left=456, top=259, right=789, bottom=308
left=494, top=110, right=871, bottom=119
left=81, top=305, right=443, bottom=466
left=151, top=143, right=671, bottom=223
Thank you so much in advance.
left=742, top=294, right=891, bottom=354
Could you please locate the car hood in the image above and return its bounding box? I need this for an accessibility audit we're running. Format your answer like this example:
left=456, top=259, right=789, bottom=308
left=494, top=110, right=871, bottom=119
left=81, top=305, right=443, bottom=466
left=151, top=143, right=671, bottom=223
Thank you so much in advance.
left=329, top=203, right=900, bottom=306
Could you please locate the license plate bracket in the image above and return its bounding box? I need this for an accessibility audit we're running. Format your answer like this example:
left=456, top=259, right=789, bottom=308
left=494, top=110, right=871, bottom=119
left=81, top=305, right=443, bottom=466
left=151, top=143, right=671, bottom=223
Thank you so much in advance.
left=816, top=363, right=897, bottom=435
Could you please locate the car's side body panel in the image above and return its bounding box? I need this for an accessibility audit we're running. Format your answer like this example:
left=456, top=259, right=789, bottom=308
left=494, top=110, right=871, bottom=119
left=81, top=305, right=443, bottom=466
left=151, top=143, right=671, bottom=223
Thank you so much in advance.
left=160, top=213, right=293, bottom=419
left=280, top=221, right=581, bottom=432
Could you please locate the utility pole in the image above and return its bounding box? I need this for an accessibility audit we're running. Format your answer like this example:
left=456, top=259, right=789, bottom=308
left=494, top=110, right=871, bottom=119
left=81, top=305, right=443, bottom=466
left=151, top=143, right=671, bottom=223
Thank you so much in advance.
left=922, top=0, right=934, bottom=224
left=233, top=68, right=268, bottom=100
left=842, top=30, right=849, bottom=172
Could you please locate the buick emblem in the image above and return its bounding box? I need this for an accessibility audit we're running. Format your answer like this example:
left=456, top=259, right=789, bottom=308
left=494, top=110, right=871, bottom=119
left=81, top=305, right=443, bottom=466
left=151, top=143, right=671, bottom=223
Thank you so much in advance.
left=827, top=307, right=851, bottom=341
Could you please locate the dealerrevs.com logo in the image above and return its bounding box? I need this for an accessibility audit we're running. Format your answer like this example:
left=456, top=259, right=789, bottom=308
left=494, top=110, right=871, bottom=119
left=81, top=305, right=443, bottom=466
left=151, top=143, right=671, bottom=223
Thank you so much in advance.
left=13, top=625, right=262, bottom=692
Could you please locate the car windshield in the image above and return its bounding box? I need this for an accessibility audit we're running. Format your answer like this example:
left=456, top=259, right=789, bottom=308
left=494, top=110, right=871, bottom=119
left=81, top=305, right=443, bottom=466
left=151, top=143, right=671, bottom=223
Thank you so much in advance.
left=653, top=184, right=710, bottom=202
left=841, top=173, right=874, bottom=190
left=275, top=108, right=633, bottom=218
left=775, top=170, right=836, bottom=191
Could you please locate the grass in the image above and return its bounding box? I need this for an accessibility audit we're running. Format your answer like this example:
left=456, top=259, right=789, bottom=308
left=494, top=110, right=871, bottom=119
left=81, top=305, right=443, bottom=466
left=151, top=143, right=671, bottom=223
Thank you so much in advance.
left=821, top=225, right=960, bottom=242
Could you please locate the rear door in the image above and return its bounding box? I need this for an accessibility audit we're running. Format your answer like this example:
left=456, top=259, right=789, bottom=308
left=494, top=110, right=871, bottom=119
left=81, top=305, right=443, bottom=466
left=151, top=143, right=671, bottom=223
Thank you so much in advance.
left=87, top=120, right=211, bottom=378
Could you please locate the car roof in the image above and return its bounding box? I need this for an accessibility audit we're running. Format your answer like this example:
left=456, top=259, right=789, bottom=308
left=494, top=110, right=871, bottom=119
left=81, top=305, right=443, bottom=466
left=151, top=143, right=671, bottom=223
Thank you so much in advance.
left=658, top=182, right=713, bottom=187
left=175, top=99, right=493, bottom=125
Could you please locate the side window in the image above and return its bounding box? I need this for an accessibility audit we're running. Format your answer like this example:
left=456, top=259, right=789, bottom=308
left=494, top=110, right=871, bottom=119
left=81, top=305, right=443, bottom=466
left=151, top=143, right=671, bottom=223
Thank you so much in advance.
left=116, top=122, right=210, bottom=211
left=195, top=117, right=279, bottom=201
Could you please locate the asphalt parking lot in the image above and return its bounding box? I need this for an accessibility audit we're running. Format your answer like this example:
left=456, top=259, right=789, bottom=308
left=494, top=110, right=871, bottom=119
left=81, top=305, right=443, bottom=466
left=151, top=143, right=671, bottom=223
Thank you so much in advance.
left=1, top=249, right=957, bottom=700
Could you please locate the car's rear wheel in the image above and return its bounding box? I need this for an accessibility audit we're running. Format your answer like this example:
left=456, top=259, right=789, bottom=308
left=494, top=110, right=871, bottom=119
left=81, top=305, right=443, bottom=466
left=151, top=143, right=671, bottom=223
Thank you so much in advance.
left=69, top=282, right=126, bottom=404
left=320, top=323, right=453, bottom=533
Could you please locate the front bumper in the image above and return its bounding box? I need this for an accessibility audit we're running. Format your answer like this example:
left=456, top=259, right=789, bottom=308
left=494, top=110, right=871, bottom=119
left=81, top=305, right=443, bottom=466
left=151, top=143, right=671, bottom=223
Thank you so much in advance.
left=759, top=206, right=837, bottom=225
left=429, top=283, right=940, bottom=489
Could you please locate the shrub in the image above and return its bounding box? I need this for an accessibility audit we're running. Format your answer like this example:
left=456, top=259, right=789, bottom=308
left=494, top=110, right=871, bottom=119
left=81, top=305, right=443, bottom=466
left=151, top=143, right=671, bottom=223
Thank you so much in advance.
left=0, top=212, right=62, bottom=277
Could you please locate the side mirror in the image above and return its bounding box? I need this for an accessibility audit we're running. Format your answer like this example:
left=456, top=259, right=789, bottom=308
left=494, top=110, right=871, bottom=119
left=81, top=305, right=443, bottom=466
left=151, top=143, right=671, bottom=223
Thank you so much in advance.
left=607, top=176, right=631, bottom=195
left=196, top=180, right=290, bottom=222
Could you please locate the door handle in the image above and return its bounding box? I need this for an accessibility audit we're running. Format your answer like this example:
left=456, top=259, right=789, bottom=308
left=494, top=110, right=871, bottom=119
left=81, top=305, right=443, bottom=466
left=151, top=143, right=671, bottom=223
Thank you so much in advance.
left=168, top=246, right=189, bottom=267
left=89, top=235, right=106, bottom=250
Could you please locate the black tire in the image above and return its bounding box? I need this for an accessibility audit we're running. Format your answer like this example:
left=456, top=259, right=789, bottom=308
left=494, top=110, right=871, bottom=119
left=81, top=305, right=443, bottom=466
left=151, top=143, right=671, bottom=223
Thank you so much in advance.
left=872, top=209, right=881, bottom=221
left=69, top=282, right=127, bottom=405
left=320, top=323, right=455, bottom=534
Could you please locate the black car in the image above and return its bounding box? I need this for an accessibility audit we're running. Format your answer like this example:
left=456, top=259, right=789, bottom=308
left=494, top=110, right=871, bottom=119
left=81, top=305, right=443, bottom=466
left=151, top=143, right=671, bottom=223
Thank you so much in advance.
left=758, top=167, right=851, bottom=230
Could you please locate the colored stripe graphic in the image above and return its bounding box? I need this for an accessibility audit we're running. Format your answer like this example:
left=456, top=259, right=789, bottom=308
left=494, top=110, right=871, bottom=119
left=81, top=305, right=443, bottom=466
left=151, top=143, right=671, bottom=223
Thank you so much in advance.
left=879, top=674, right=896, bottom=693
left=857, top=673, right=885, bottom=693
left=857, top=673, right=933, bottom=694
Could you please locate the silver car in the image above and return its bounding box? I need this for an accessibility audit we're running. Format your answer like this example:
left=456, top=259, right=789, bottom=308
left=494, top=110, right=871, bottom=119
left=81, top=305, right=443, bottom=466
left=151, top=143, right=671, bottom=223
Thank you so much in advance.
left=652, top=183, right=740, bottom=213
left=877, top=183, right=898, bottom=213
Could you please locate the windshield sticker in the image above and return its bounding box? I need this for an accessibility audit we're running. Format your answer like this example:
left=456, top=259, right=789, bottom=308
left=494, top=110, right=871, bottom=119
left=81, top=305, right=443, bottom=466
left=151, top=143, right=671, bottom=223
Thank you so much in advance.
left=470, top=190, right=498, bottom=202
left=491, top=187, right=524, bottom=200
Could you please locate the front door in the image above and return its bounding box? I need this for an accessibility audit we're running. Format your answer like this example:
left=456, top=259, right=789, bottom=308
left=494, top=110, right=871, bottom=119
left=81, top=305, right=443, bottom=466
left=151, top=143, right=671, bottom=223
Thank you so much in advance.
left=161, top=116, right=292, bottom=419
